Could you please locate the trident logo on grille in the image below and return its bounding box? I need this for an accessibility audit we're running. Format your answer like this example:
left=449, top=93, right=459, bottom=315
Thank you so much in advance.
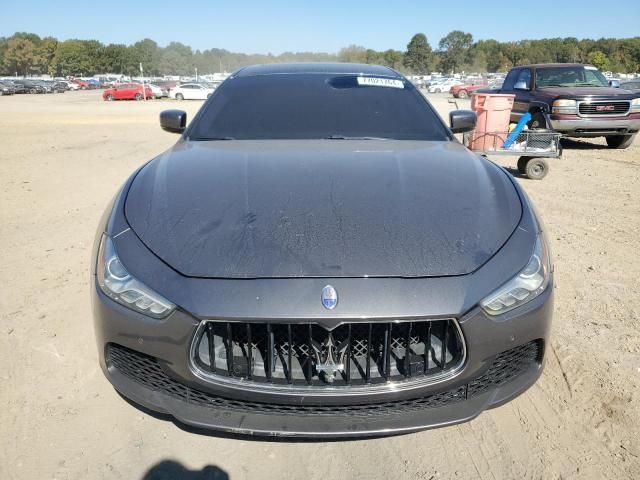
left=310, top=332, right=349, bottom=383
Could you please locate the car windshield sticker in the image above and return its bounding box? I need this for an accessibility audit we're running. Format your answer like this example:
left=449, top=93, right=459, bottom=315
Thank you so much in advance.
left=357, top=77, right=404, bottom=89
left=584, top=65, right=598, bottom=70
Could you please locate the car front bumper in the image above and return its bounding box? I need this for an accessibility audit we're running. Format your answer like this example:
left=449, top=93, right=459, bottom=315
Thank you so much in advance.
left=93, top=276, right=553, bottom=437
left=549, top=114, right=640, bottom=136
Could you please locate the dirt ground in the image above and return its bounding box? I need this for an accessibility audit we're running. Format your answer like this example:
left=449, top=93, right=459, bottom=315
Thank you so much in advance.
left=1, top=90, right=639, bottom=480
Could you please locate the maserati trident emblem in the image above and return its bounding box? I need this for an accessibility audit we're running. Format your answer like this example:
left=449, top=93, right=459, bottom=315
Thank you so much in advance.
left=321, top=285, right=338, bottom=310
left=311, top=332, right=348, bottom=383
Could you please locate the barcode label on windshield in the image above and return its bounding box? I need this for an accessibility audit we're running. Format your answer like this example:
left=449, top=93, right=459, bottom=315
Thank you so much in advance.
left=357, top=77, right=404, bottom=89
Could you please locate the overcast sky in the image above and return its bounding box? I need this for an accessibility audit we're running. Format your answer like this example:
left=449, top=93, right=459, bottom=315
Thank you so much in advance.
left=2, top=0, right=639, bottom=53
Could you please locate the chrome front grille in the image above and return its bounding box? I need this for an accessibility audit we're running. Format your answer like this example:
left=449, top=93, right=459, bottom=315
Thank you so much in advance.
left=190, top=319, right=465, bottom=392
left=578, top=101, right=630, bottom=116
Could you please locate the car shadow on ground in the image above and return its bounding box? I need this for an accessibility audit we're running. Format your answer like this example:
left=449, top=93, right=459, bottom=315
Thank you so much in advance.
left=142, top=460, right=228, bottom=480
left=503, top=167, right=525, bottom=178
left=560, top=138, right=608, bottom=150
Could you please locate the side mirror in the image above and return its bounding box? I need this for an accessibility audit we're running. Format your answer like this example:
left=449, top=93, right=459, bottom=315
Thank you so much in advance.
left=609, top=79, right=620, bottom=88
left=449, top=110, right=476, bottom=134
left=160, top=109, right=187, bottom=134
left=514, top=81, right=529, bottom=90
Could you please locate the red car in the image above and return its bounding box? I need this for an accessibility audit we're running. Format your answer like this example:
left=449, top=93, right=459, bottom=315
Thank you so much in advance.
left=102, top=83, right=153, bottom=101
left=450, top=83, right=486, bottom=99
left=71, top=79, right=89, bottom=89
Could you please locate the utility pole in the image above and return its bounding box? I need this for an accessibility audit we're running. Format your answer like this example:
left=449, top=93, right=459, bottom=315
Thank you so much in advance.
left=195, top=67, right=198, bottom=83
left=139, top=62, right=146, bottom=101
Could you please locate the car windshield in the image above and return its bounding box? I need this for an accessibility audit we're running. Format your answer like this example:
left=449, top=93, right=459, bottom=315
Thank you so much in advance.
left=189, top=74, right=450, bottom=141
left=536, top=67, right=609, bottom=88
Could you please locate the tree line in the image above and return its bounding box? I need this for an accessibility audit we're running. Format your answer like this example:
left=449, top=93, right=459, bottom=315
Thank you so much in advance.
left=1, top=31, right=638, bottom=77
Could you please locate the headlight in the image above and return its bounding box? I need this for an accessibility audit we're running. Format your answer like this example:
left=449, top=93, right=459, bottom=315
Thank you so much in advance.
left=97, top=235, right=175, bottom=318
left=551, top=99, right=577, bottom=114
left=631, top=98, right=640, bottom=113
left=481, top=234, right=551, bottom=316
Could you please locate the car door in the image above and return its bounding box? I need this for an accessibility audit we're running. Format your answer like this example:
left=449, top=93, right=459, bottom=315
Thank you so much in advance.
left=512, top=68, right=533, bottom=117
left=501, top=68, right=529, bottom=121
left=195, top=85, right=208, bottom=100
left=183, top=85, right=196, bottom=99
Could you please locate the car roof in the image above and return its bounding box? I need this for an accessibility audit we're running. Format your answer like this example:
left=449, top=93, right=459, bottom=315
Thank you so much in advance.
left=235, top=63, right=401, bottom=78
left=517, top=63, right=594, bottom=69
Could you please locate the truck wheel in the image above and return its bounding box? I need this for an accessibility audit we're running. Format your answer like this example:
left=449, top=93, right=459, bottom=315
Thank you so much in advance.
left=528, top=112, right=547, bottom=129
left=605, top=134, right=635, bottom=149
left=457, top=90, right=468, bottom=99
left=525, top=158, right=549, bottom=180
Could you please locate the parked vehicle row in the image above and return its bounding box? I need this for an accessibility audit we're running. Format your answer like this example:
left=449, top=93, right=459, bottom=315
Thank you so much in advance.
left=0, top=79, right=71, bottom=94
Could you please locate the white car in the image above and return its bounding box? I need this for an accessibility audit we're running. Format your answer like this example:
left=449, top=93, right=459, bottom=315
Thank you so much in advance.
left=428, top=80, right=462, bottom=93
left=147, top=84, right=163, bottom=99
left=63, top=81, right=80, bottom=91
left=170, top=83, right=214, bottom=100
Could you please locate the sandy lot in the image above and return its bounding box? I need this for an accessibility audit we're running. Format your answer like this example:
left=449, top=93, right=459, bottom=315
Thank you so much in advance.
left=1, top=90, right=639, bottom=480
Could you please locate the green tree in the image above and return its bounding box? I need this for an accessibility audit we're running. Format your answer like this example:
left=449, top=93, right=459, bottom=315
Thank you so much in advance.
left=382, top=49, right=404, bottom=71
left=403, top=33, right=433, bottom=73
left=51, top=39, right=100, bottom=76
left=3, top=37, right=39, bottom=76
left=100, top=44, right=132, bottom=74
left=131, top=38, right=160, bottom=75
left=158, top=42, right=194, bottom=75
left=37, top=37, right=58, bottom=75
left=587, top=50, right=610, bottom=71
left=438, top=30, right=473, bottom=73
left=338, top=45, right=368, bottom=64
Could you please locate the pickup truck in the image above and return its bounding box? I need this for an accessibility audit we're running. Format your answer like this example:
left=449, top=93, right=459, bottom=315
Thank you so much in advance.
left=493, top=63, right=640, bottom=149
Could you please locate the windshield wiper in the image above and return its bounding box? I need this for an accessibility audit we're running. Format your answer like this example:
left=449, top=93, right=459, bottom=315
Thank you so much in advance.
left=189, top=136, right=235, bottom=141
left=573, top=83, right=604, bottom=87
left=324, top=135, right=391, bottom=140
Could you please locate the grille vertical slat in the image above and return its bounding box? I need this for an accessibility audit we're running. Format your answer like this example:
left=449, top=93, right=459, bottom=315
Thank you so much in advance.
left=424, top=322, right=431, bottom=372
left=384, top=324, right=392, bottom=380
left=207, top=322, right=216, bottom=374
left=246, top=324, right=252, bottom=379
left=194, top=319, right=464, bottom=388
left=441, top=321, right=448, bottom=370
left=405, top=323, right=412, bottom=378
left=366, top=323, right=372, bottom=383
left=287, top=324, right=293, bottom=384
left=226, top=322, right=234, bottom=376
left=307, top=324, right=313, bottom=385
left=345, top=324, right=351, bottom=384
left=266, top=323, right=273, bottom=382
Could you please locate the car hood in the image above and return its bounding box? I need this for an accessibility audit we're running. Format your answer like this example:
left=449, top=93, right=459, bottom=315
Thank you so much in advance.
left=538, top=86, right=636, bottom=98
left=125, top=140, right=522, bottom=278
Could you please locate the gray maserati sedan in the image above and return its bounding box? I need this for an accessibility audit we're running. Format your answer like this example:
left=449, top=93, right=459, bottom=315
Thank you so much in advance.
left=92, top=63, right=553, bottom=437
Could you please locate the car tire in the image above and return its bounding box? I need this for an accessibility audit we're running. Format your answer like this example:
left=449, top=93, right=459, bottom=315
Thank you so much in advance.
left=458, top=90, right=468, bottom=99
left=175, top=93, right=184, bottom=100
left=528, top=112, right=547, bottom=129
left=30, top=88, right=37, bottom=94
left=524, top=158, right=549, bottom=180
left=135, top=93, right=143, bottom=101
left=605, top=134, right=635, bottom=149
left=105, top=94, right=114, bottom=101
